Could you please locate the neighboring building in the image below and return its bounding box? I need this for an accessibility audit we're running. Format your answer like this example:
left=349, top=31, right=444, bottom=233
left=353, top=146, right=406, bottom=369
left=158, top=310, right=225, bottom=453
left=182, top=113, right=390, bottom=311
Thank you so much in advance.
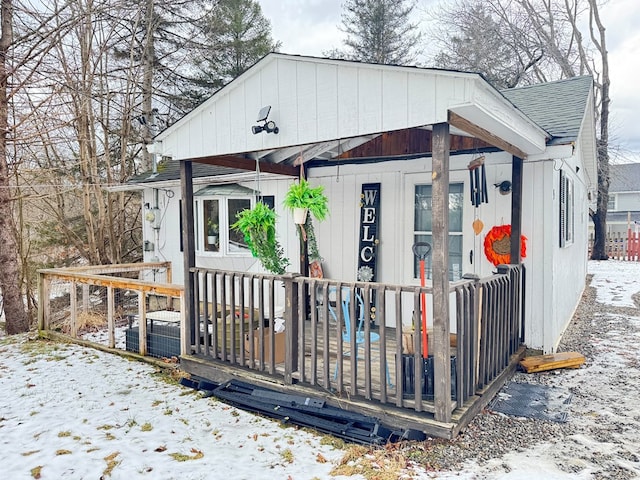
left=121, top=53, right=597, bottom=354
left=604, top=163, right=640, bottom=235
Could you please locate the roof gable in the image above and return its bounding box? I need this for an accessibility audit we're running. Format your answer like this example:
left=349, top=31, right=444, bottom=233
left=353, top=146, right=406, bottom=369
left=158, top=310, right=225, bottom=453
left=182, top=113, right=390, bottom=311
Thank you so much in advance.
left=155, top=53, right=548, bottom=163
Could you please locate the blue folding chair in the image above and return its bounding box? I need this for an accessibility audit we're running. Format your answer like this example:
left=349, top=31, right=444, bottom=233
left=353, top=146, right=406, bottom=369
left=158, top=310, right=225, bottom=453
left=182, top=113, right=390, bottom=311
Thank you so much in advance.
left=327, top=287, right=392, bottom=387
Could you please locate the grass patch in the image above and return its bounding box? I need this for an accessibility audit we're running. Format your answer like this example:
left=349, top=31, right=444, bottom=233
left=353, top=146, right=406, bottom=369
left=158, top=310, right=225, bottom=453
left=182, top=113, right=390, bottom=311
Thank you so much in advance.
left=330, top=444, right=412, bottom=480
left=169, top=448, right=204, bottom=462
left=58, top=431, right=72, bottom=438
left=30, top=466, right=43, bottom=479
left=21, top=450, right=40, bottom=456
left=56, top=449, right=72, bottom=455
left=141, top=423, right=153, bottom=432
left=103, top=451, right=120, bottom=477
left=280, top=448, right=294, bottom=464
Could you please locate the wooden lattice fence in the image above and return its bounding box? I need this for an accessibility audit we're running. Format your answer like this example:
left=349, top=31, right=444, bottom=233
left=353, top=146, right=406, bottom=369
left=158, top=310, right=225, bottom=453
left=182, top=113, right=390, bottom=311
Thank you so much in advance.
left=588, top=229, right=640, bottom=261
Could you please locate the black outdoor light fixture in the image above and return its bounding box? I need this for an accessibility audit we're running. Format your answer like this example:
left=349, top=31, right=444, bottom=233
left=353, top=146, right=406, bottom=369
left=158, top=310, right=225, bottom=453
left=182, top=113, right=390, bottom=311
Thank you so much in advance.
left=495, top=180, right=512, bottom=195
left=251, top=105, right=279, bottom=134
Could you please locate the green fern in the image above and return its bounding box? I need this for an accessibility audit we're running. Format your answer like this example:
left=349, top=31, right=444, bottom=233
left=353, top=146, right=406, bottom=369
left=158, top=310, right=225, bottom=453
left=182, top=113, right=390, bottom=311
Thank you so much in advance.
left=283, top=179, right=329, bottom=221
left=231, top=202, right=289, bottom=274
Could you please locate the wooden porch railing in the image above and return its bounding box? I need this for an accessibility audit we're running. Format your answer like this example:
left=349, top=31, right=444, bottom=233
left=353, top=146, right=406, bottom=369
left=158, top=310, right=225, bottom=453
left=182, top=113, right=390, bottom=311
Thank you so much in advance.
left=37, top=262, right=183, bottom=357
left=188, top=264, right=525, bottom=420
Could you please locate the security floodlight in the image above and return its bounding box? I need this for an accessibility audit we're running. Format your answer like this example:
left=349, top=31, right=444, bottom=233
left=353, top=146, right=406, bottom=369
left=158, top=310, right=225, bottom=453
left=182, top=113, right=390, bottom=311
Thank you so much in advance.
left=257, top=105, right=271, bottom=122
left=251, top=106, right=279, bottom=134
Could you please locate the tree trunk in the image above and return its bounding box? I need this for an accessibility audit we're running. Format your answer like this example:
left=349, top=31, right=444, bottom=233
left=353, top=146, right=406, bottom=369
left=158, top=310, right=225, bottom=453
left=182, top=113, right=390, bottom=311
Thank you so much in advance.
left=0, top=0, right=29, bottom=333
left=588, top=0, right=610, bottom=260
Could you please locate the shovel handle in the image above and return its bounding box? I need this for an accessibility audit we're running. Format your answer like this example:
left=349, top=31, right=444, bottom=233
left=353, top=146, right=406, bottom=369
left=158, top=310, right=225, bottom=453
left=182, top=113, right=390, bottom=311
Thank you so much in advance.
left=412, top=242, right=432, bottom=260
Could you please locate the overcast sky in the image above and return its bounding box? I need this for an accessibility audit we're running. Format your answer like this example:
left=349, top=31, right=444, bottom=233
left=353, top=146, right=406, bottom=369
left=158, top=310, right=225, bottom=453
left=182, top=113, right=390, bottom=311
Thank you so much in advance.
left=257, top=0, right=640, bottom=161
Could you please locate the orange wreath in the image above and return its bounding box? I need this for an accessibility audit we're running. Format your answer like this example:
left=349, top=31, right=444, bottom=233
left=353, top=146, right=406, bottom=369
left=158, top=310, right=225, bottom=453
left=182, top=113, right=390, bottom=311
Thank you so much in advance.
left=484, top=225, right=527, bottom=266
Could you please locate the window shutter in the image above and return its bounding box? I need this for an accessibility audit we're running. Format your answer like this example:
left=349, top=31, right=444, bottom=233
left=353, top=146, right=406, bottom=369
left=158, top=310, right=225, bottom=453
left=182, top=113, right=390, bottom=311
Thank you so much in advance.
left=559, top=170, right=566, bottom=247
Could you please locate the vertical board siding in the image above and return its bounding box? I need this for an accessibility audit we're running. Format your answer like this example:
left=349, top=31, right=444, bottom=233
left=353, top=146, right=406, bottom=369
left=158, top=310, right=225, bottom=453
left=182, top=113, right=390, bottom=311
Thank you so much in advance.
left=296, top=61, right=319, bottom=141
left=358, top=68, right=383, bottom=133
left=381, top=70, right=409, bottom=130
left=316, top=63, right=339, bottom=139
left=337, top=65, right=360, bottom=137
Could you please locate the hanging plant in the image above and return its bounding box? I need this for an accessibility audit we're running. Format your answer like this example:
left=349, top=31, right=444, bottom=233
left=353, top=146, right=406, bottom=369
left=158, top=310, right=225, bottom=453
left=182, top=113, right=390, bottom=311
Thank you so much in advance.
left=484, top=224, right=527, bottom=266
left=231, top=202, right=289, bottom=275
left=283, top=179, right=329, bottom=222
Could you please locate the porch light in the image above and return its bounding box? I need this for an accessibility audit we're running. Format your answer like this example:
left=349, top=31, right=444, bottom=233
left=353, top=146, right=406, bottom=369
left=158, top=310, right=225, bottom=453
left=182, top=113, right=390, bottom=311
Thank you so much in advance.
left=495, top=180, right=512, bottom=195
left=251, top=105, right=279, bottom=134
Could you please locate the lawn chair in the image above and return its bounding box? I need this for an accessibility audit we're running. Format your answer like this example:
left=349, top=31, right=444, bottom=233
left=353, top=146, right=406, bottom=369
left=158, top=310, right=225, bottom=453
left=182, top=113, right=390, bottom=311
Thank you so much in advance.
left=327, top=286, right=392, bottom=387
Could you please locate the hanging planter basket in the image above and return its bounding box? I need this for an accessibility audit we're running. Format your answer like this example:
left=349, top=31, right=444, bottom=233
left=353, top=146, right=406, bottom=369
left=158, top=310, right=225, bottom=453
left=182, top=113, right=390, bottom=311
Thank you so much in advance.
left=293, top=207, right=308, bottom=224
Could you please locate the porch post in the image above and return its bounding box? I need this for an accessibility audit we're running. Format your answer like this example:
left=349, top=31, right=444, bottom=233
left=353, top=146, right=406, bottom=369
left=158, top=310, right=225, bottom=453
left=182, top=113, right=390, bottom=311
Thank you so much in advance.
left=432, top=122, right=452, bottom=422
left=510, top=156, right=524, bottom=264
left=283, top=273, right=300, bottom=384
left=180, top=160, right=195, bottom=356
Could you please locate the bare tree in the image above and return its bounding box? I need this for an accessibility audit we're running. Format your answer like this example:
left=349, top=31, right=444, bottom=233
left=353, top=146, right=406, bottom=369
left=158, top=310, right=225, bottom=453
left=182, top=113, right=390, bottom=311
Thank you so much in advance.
left=0, top=0, right=29, bottom=333
left=430, top=0, right=611, bottom=259
left=585, top=0, right=610, bottom=260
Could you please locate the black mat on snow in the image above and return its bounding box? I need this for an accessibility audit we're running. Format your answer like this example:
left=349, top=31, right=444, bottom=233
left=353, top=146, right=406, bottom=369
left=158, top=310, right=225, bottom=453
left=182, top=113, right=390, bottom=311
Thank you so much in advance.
left=488, top=381, right=572, bottom=423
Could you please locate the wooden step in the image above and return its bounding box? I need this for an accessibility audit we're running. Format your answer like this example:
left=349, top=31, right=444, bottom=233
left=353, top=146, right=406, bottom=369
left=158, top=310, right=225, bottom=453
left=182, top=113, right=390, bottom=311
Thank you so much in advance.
left=519, top=351, right=585, bottom=373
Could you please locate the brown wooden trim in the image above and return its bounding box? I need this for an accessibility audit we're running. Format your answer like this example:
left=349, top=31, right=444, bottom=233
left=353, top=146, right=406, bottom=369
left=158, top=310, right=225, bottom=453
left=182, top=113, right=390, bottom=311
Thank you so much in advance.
left=38, top=262, right=172, bottom=275
left=511, top=156, right=524, bottom=263
left=39, top=330, right=181, bottom=370
left=181, top=160, right=196, bottom=356
left=431, top=122, right=453, bottom=423
left=449, top=111, right=528, bottom=160
left=39, top=271, right=183, bottom=297
left=189, top=154, right=299, bottom=177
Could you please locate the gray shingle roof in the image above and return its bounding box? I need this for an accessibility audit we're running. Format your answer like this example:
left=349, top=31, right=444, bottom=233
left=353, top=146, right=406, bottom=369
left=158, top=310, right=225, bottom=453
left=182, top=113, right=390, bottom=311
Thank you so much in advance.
left=609, top=163, right=640, bottom=193
left=501, top=76, right=593, bottom=145
left=128, top=161, right=246, bottom=184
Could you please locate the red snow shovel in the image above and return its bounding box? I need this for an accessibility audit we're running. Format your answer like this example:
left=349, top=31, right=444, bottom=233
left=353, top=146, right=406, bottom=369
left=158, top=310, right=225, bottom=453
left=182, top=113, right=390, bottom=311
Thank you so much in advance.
left=412, top=242, right=432, bottom=359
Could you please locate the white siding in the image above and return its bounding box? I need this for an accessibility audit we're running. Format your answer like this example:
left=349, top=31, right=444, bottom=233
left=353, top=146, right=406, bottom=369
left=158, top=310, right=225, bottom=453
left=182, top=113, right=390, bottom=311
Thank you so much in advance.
left=156, top=55, right=547, bottom=161
left=144, top=149, right=588, bottom=352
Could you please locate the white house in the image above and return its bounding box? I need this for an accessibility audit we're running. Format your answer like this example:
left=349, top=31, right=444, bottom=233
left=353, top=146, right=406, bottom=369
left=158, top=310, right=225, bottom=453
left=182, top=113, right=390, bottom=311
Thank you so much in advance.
left=124, top=53, right=597, bottom=354
left=603, top=162, right=640, bottom=234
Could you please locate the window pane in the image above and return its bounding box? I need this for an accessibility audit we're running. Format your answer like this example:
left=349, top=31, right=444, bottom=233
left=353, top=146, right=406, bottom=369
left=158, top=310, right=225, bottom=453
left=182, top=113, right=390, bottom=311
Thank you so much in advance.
left=413, top=182, right=464, bottom=281
left=449, top=184, right=464, bottom=232
left=412, top=234, right=463, bottom=281
left=204, top=199, right=219, bottom=252
left=414, top=185, right=432, bottom=232
left=228, top=198, right=251, bottom=252
left=415, top=184, right=463, bottom=233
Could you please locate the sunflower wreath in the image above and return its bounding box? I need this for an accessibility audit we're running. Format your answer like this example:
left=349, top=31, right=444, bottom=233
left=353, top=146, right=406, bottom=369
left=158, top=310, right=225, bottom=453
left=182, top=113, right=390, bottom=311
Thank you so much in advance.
left=483, top=225, right=527, bottom=266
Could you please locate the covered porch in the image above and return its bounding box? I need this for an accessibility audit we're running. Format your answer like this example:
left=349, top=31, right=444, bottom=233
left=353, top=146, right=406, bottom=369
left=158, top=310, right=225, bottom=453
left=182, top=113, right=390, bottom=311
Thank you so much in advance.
left=168, top=56, right=542, bottom=433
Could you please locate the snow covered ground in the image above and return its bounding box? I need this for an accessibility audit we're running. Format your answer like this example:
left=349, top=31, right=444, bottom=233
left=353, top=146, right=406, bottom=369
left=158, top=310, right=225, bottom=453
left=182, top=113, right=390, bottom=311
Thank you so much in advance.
left=1, top=260, right=639, bottom=479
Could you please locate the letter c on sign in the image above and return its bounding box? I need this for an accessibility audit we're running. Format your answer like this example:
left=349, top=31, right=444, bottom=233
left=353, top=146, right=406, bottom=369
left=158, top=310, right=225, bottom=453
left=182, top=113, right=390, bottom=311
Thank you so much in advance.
left=360, top=246, right=374, bottom=262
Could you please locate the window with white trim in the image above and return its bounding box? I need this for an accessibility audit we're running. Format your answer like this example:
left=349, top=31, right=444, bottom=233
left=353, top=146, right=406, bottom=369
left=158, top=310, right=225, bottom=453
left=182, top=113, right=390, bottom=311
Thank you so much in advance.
left=413, top=183, right=464, bottom=281
left=559, top=169, right=574, bottom=247
left=195, top=187, right=254, bottom=255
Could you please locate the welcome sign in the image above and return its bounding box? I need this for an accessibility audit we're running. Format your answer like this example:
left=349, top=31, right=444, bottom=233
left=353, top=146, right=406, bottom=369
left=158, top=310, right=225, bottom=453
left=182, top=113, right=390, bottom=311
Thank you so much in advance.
left=357, top=182, right=381, bottom=283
